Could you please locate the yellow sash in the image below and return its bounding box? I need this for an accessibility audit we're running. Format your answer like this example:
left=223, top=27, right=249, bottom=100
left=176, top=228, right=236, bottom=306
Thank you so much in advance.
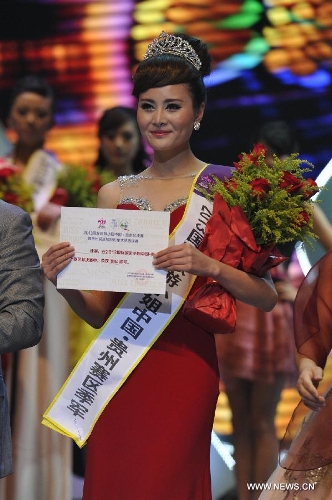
left=23, top=149, right=62, bottom=211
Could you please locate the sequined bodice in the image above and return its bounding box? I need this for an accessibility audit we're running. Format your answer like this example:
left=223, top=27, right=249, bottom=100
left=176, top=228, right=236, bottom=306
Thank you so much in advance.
left=120, top=195, right=188, bottom=212
left=118, top=172, right=197, bottom=212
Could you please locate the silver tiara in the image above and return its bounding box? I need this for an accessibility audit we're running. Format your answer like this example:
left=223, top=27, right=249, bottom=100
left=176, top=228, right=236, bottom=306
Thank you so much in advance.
left=143, top=31, right=202, bottom=71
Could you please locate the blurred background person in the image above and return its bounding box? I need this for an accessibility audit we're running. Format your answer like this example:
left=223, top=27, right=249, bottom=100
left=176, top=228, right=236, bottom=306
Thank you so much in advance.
left=95, top=105, right=149, bottom=176
left=215, top=120, right=332, bottom=500
left=3, top=74, right=63, bottom=231
left=70, top=104, right=149, bottom=372
left=0, top=75, right=72, bottom=500
left=0, top=119, right=11, bottom=157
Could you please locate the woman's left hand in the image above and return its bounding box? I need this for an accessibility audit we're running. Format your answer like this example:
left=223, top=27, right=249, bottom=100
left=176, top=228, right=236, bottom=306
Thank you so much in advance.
left=153, top=243, right=215, bottom=276
left=153, top=243, right=277, bottom=312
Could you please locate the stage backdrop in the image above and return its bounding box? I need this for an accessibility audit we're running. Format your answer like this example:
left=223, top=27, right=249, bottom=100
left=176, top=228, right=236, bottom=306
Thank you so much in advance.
left=0, top=0, right=331, bottom=175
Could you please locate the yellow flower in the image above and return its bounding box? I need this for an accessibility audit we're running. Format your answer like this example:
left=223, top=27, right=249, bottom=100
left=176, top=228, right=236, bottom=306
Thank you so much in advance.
left=0, top=158, right=34, bottom=213
left=203, top=144, right=319, bottom=246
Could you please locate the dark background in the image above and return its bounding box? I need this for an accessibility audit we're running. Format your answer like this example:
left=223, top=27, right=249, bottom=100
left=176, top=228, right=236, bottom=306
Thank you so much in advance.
left=0, top=0, right=331, bottom=176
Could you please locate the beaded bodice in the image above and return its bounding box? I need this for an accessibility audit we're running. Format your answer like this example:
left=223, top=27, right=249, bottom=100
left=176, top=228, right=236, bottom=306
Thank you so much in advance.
left=118, top=172, right=197, bottom=212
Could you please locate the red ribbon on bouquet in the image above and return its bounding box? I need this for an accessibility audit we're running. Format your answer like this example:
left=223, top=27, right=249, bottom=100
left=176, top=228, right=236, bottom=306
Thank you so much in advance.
left=182, top=193, right=286, bottom=334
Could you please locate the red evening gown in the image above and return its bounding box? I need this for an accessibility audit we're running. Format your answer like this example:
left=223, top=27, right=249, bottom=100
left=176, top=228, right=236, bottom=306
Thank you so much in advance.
left=82, top=204, right=220, bottom=500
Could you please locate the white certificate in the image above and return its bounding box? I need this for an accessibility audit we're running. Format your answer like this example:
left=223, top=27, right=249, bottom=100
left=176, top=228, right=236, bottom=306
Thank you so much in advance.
left=57, top=207, right=170, bottom=293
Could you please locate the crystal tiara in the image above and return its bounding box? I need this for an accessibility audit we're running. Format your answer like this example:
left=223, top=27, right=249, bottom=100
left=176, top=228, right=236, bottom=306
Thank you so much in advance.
left=143, top=31, right=202, bottom=71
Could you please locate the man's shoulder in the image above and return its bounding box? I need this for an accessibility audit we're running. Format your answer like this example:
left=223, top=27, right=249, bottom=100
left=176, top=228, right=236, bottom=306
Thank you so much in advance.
left=0, top=201, right=30, bottom=227
left=0, top=199, right=25, bottom=216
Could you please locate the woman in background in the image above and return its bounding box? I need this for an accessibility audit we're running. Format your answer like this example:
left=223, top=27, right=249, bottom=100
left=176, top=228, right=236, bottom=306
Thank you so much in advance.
left=4, top=74, right=62, bottom=231
left=70, top=105, right=150, bottom=371
left=0, top=75, right=72, bottom=500
left=258, top=250, right=332, bottom=499
left=216, top=120, right=332, bottom=500
left=95, top=105, right=149, bottom=176
left=215, top=121, right=299, bottom=500
left=215, top=120, right=332, bottom=500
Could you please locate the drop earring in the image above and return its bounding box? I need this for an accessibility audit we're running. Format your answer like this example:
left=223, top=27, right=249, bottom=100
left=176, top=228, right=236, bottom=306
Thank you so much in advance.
left=193, top=121, right=200, bottom=131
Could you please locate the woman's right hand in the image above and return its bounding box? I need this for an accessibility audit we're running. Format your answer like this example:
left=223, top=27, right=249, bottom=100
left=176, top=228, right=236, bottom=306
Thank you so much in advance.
left=42, top=241, right=75, bottom=286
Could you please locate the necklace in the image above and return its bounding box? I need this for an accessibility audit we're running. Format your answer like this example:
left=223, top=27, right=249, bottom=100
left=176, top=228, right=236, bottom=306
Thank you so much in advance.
left=136, top=172, right=197, bottom=180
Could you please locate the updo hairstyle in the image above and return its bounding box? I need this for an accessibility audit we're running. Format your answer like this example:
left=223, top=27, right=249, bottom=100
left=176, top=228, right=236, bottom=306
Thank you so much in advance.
left=132, top=33, right=212, bottom=111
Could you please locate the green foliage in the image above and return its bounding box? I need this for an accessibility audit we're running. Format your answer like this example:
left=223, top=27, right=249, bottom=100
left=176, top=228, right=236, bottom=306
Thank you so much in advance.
left=57, top=164, right=115, bottom=208
left=0, top=160, right=34, bottom=213
left=202, top=144, right=320, bottom=246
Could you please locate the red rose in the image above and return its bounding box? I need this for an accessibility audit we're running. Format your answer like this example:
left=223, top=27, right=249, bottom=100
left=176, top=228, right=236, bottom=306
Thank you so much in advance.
left=301, top=178, right=319, bottom=200
left=246, top=143, right=268, bottom=166
left=296, top=210, right=310, bottom=227
left=92, top=178, right=101, bottom=193
left=279, top=171, right=304, bottom=195
left=249, top=178, right=271, bottom=199
left=251, top=143, right=267, bottom=158
left=225, top=178, right=238, bottom=192
left=4, top=192, right=19, bottom=204
left=50, top=187, right=70, bottom=206
left=234, top=144, right=267, bottom=170
left=233, top=161, right=242, bottom=171
left=0, top=167, right=16, bottom=179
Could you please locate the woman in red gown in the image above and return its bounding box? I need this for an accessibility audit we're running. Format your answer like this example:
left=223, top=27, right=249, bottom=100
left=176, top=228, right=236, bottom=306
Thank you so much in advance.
left=42, top=32, right=278, bottom=500
left=83, top=198, right=222, bottom=500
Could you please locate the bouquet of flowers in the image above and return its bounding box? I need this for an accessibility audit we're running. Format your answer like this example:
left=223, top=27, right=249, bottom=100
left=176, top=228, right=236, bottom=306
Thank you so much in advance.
left=183, top=143, right=320, bottom=334
left=51, top=163, right=115, bottom=208
left=0, top=157, right=34, bottom=213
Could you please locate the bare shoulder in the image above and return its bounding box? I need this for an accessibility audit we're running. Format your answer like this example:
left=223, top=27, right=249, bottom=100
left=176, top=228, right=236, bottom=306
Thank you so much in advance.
left=98, top=179, right=121, bottom=208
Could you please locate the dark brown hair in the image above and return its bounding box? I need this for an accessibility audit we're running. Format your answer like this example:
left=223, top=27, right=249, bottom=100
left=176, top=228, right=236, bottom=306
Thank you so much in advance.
left=95, top=106, right=149, bottom=174
left=132, top=33, right=212, bottom=111
left=9, top=75, right=55, bottom=117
